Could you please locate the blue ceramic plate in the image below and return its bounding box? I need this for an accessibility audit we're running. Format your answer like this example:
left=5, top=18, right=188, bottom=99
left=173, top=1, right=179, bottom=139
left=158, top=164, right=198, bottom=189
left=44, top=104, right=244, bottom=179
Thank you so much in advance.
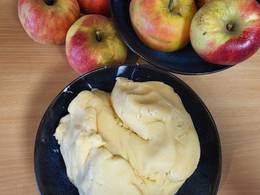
left=110, top=0, right=233, bottom=75
left=34, top=64, right=221, bottom=195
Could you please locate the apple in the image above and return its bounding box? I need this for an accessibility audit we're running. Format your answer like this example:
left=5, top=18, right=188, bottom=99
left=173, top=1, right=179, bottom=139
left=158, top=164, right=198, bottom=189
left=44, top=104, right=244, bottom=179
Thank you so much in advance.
left=129, top=0, right=197, bottom=52
left=66, top=15, right=127, bottom=74
left=77, top=0, right=110, bottom=16
left=190, top=0, right=260, bottom=65
left=18, top=0, right=80, bottom=44
left=195, top=0, right=210, bottom=8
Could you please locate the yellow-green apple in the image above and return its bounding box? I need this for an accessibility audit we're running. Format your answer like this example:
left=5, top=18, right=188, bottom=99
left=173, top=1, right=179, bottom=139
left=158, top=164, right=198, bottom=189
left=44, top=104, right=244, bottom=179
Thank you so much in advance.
left=190, top=0, right=260, bottom=65
left=18, top=0, right=80, bottom=44
left=129, top=0, right=197, bottom=52
left=77, top=0, right=110, bottom=16
left=195, top=0, right=210, bottom=8
left=66, top=15, right=127, bottom=74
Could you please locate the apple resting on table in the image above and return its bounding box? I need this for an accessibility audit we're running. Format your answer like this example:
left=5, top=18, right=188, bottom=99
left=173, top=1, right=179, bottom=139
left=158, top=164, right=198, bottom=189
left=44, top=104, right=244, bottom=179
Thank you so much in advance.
left=18, top=0, right=80, bottom=44
left=129, top=0, right=197, bottom=52
left=77, top=0, right=110, bottom=16
left=190, top=0, right=260, bottom=65
left=66, top=15, right=127, bottom=74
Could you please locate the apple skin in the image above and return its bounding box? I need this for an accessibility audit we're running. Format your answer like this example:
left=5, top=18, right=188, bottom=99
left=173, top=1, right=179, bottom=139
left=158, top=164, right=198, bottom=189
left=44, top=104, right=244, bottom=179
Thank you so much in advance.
left=18, top=0, right=80, bottom=44
left=66, top=15, right=127, bottom=74
left=129, top=0, right=197, bottom=52
left=190, top=0, right=260, bottom=65
left=77, top=0, right=110, bottom=16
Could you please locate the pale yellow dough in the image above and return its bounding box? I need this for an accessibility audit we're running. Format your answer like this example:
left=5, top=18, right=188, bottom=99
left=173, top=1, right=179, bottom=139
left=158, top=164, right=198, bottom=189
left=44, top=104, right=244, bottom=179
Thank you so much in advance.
left=54, top=78, right=201, bottom=195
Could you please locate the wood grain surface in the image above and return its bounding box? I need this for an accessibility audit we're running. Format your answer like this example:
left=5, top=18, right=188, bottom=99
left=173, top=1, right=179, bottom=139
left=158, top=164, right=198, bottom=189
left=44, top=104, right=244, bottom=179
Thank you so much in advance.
left=0, top=0, right=260, bottom=194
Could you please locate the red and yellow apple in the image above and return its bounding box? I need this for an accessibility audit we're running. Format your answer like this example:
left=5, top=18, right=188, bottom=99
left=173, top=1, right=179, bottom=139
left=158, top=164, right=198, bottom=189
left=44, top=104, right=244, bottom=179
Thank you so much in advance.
left=77, top=0, right=110, bottom=16
left=66, top=15, right=127, bottom=74
left=129, top=0, right=197, bottom=52
left=190, top=0, right=260, bottom=65
left=18, top=0, right=80, bottom=44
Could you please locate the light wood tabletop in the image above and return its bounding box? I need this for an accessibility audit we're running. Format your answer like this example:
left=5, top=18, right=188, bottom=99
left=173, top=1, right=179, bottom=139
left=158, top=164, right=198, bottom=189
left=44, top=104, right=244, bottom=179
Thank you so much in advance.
left=0, top=0, right=260, bottom=194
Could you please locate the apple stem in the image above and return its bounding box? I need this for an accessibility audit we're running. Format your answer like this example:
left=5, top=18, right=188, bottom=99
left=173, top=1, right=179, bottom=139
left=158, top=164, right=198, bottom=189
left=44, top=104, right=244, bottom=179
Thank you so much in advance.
left=95, top=31, right=102, bottom=42
left=168, top=0, right=175, bottom=12
left=226, top=23, right=235, bottom=32
left=44, top=0, right=56, bottom=6
left=168, top=0, right=181, bottom=15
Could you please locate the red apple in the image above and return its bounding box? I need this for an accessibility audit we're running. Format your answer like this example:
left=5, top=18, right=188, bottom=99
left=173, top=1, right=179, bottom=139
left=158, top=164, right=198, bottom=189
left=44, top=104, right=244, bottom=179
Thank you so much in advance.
left=190, top=0, right=260, bottom=65
left=129, top=0, right=197, bottom=52
left=18, top=0, right=80, bottom=44
left=66, top=15, right=127, bottom=74
left=77, top=0, right=110, bottom=16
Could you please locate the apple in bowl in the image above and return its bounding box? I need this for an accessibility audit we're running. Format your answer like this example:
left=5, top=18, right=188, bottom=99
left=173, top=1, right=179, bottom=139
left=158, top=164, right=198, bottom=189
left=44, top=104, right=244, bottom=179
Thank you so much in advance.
left=190, top=0, right=260, bottom=65
left=18, top=0, right=80, bottom=44
left=129, top=0, right=197, bottom=52
left=66, top=15, right=127, bottom=74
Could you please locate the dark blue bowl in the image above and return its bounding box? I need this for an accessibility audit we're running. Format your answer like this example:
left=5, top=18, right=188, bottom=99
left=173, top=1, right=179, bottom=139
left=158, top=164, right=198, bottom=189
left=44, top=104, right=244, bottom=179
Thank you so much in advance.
left=110, top=0, right=233, bottom=75
left=34, top=64, right=221, bottom=195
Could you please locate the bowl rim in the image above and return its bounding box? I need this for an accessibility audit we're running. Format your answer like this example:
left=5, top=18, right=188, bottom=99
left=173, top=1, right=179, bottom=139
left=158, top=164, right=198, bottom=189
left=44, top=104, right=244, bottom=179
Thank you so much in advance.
left=110, top=0, right=233, bottom=76
left=34, top=64, right=222, bottom=195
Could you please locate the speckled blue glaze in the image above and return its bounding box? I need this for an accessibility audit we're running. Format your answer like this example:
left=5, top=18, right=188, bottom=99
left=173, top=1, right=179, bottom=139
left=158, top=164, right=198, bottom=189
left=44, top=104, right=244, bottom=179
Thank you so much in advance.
left=34, top=64, right=221, bottom=195
left=110, top=0, right=234, bottom=75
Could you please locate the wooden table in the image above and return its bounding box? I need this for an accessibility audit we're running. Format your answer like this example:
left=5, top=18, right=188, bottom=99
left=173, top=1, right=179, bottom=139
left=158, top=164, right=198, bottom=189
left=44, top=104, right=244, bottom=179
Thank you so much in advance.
left=1, top=1, right=260, bottom=194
